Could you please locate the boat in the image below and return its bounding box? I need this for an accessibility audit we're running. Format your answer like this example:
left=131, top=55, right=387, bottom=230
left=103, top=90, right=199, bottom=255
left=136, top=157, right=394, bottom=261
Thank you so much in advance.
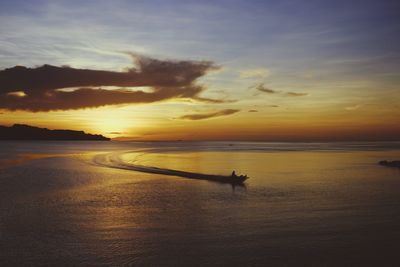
left=228, top=171, right=248, bottom=184
left=379, top=160, right=400, bottom=168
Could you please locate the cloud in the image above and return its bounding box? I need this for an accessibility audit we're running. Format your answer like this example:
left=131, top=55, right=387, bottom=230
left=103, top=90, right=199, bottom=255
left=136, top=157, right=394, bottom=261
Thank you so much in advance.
left=248, top=109, right=258, bottom=112
left=239, top=68, right=270, bottom=79
left=178, top=109, right=240, bottom=120
left=252, top=83, right=307, bottom=97
left=286, top=92, right=308, bottom=97
left=254, top=83, right=278, bottom=94
left=192, top=96, right=236, bottom=104
left=345, top=104, right=361, bottom=111
left=0, top=53, right=221, bottom=111
left=2, top=86, right=208, bottom=111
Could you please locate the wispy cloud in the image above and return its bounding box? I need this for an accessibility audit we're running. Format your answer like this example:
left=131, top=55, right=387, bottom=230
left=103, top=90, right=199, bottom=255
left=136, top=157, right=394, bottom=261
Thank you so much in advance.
left=248, top=109, right=258, bottom=112
left=178, top=109, right=240, bottom=120
left=286, top=92, right=308, bottom=97
left=253, top=83, right=307, bottom=97
left=239, top=68, right=270, bottom=79
left=0, top=53, right=223, bottom=111
left=255, top=84, right=278, bottom=94
left=345, top=104, right=361, bottom=111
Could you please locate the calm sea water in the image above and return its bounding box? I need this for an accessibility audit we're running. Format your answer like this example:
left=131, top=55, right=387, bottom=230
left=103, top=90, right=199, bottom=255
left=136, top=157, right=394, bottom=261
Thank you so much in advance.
left=1, top=141, right=400, bottom=266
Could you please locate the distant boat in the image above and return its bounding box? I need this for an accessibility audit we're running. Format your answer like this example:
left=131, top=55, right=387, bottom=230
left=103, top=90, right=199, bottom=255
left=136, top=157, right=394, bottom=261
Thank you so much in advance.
left=205, top=172, right=248, bottom=184
left=379, top=160, right=400, bottom=168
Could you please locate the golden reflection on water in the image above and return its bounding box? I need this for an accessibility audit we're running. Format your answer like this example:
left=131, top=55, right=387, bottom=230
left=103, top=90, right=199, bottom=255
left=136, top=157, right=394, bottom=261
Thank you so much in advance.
left=127, top=150, right=400, bottom=186
left=1, top=144, right=400, bottom=266
left=0, top=153, right=60, bottom=169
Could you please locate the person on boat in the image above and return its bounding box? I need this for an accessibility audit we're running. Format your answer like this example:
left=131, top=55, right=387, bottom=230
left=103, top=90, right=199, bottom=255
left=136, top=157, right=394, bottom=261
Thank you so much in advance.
left=231, top=170, right=237, bottom=177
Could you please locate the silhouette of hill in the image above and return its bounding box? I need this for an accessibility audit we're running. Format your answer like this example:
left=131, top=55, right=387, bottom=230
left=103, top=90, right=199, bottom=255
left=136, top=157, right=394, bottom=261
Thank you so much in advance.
left=0, top=124, right=110, bottom=140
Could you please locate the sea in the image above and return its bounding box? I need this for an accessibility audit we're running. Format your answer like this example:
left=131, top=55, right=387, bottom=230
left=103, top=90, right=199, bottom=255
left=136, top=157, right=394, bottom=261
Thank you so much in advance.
left=1, top=141, right=400, bottom=266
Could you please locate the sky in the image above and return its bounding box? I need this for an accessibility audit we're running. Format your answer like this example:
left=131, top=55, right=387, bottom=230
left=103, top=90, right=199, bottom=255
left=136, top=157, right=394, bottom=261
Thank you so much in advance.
left=0, top=0, right=399, bottom=141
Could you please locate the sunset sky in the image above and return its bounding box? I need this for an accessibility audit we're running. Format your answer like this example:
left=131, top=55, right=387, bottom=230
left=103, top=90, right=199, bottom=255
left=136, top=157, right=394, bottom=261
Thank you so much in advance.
left=0, top=0, right=399, bottom=141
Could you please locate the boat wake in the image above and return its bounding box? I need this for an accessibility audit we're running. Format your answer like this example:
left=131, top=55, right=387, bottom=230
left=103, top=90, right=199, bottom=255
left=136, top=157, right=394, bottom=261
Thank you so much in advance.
left=93, top=151, right=248, bottom=185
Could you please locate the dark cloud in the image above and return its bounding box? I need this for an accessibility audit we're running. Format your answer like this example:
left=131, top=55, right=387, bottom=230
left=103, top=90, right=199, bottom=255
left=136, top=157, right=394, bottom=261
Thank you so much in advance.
left=248, top=109, right=258, bottom=112
left=267, top=105, right=279, bottom=108
left=178, top=109, right=240, bottom=120
left=0, top=54, right=221, bottom=111
left=192, top=96, right=236, bottom=104
left=286, top=92, right=308, bottom=97
left=1, top=86, right=206, bottom=111
left=253, top=83, right=307, bottom=97
left=255, top=84, right=277, bottom=94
